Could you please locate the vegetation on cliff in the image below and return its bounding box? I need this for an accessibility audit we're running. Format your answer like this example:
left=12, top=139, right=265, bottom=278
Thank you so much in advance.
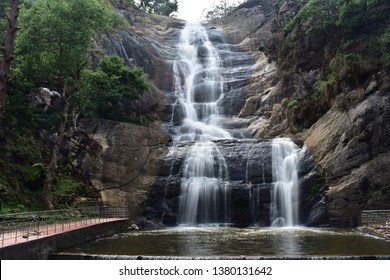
left=273, top=0, right=390, bottom=133
left=0, top=0, right=150, bottom=212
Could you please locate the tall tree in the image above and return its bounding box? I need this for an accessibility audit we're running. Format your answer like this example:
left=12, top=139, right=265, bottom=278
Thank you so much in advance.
left=0, top=0, right=19, bottom=125
left=16, top=0, right=110, bottom=208
left=203, top=0, right=238, bottom=20
left=139, top=0, right=178, bottom=16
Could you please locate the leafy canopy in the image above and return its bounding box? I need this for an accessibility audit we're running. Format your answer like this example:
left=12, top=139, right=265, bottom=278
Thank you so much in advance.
left=15, top=0, right=111, bottom=89
left=78, top=55, right=149, bottom=121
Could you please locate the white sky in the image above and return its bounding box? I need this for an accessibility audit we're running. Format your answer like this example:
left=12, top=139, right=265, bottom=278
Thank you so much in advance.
left=176, top=0, right=243, bottom=22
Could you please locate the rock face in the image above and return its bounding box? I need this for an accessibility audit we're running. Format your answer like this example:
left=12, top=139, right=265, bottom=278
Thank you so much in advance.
left=304, top=91, right=390, bottom=226
left=142, top=139, right=323, bottom=227
left=31, top=87, right=61, bottom=111
left=210, top=0, right=390, bottom=226
left=76, top=1, right=390, bottom=227
left=92, top=7, right=183, bottom=121
left=73, top=7, right=177, bottom=220
left=78, top=119, right=170, bottom=220
left=81, top=3, right=326, bottom=227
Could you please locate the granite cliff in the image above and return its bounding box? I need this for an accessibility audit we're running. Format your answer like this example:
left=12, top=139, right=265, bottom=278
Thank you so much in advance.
left=77, top=0, right=389, bottom=226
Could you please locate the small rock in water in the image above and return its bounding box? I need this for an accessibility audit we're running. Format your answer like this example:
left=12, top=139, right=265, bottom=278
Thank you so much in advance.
left=129, top=224, right=139, bottom=230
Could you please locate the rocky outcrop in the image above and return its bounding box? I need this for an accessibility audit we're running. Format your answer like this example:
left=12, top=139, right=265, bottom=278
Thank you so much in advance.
left=142, top=139, right=324, bottom=227
left=31, top=87, right=61, bottom=111
left=210, top=0, right=390, bottom=226
left=304, top=89, right=390, bottom=226
left=75, top=1, right=389, bottom=227
left=92, top=6, right=184, bottom=121
left=77, top=119, right=170, bottom=220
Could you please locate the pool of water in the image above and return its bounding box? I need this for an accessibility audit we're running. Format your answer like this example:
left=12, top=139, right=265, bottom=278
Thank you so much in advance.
left=62, top=227, right=390, bottom=258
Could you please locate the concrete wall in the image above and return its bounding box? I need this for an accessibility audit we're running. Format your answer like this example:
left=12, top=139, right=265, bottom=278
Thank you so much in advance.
left=0, top=220, right=132, bottom=260
left=361, top=210, right=390, bottom=225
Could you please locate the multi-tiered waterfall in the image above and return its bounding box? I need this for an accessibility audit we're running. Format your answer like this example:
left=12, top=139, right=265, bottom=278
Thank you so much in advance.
left=172, top=23, right=232, bottom=226
left=145, top=22, right=316, bottom=228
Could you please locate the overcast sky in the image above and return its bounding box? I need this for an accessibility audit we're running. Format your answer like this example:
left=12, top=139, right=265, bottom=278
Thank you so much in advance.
left=176, top=0, right=243, bottom=22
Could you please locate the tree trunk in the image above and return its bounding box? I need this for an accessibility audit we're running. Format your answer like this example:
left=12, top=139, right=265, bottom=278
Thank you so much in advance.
left=0, top=0, right=19, bottom=124
left=43, top=91, right=70, bottom=209
left=43, top=68, right=82, bottom=209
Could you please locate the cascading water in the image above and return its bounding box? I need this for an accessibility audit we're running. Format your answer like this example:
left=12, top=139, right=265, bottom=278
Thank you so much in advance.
left=172, top=22, right=231, bottom=142
left=173, top=22, right=231, bottom=226
left=270, top=139, right=300, bottom=227
left=161, top=22, right=303, bottom=228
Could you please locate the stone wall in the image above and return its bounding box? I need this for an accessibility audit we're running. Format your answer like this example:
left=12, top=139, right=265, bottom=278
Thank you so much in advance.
left=361, top=210, right=390, bottom=226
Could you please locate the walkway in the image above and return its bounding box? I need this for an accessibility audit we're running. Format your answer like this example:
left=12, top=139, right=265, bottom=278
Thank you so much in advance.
left=1, top=217, right=128, bottom=248
left=0, top=207, right=130, bottom=248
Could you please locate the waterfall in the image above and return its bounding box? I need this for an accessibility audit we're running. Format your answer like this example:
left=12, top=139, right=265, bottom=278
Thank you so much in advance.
left=164, top=22, right=302, bottom=227
left=271, top=139, right=300, bottom=227
left=173, top=22, right=231, bottom=226
left=172, top=22, right=231, bottom=142
left=178, top=142, right=230, bottom=225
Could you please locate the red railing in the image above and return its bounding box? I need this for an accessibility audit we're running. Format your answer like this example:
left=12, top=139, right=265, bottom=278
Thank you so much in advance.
left=0, top=207, right=129, bottom=247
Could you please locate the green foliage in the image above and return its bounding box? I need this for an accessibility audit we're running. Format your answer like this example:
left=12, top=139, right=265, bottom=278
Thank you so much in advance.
left=308, top=176, right=325, bottom=195
left=77, top=55, right=149, bottom=121
left=15, top=0, right=112, bottom=89
left=283, top=0, right=340, bottom=34
left=54, top=177, right=81, bottom=195
left=282, top=0, right=390, bottom=93
left=309, top=183, right=322, bottom=195
left=202, top=0, right=238, bottom=20
left=0, top=129, right=47, bottom=195
left=0, top=0, right=124, bottom=212
left=0, top=0, right=9, bottom=46
left=139, top=0, right=178, bottom=16
left=109, top=0, right=136, bottom=9
left=287, top=99, right=299, bottom=110
left=379, top=25, right=390, bottom=70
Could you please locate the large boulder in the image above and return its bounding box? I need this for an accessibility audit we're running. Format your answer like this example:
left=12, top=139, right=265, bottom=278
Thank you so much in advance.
left=77, top=119, right=171, bottom=220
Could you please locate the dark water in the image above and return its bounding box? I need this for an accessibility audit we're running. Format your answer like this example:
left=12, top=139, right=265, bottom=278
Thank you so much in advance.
left=63, top=227, right=390, bottom=258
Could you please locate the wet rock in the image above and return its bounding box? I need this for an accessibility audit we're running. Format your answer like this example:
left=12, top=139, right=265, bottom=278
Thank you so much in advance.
left=31, top=87, right=61, bottom=110
left=142, top=139, right=323, bottom=227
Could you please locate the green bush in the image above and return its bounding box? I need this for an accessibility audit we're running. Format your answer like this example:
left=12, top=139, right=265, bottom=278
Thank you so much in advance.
left=77, top=55, right=149, bottom=121
left=287, top=99, right=299, bottom=109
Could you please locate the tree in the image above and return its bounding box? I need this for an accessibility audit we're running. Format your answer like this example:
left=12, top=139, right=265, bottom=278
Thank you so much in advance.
left=0, top=0, right=20, bottom=125
left=202, top=0, right=238, bottom=20
left=77, top=55, right=149, bottom=121
left=139, top=0, right=178, bottom=16
left=15, top=0, right=110, bottom=208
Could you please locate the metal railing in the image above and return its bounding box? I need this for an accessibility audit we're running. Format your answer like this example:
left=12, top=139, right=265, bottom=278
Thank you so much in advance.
left=0, top=207, right=129, bottom=247
left=361, top=209, right=390, bottom=226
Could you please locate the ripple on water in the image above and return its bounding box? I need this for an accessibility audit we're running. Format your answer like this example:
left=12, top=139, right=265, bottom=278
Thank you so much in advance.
left=63, top=227, right=390, bottom=258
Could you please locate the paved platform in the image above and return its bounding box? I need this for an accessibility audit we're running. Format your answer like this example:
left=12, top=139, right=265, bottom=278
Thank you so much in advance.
left=1, top=218, right=128, bottom=248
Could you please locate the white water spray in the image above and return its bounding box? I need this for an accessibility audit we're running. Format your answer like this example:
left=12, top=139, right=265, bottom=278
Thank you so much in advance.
left=271, top=138, right=300, bottom=227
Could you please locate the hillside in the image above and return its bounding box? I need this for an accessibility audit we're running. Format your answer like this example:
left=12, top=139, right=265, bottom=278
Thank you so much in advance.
left=0, top=0, right=389, bottom=227
left=212, top=0, right=390, bottom=225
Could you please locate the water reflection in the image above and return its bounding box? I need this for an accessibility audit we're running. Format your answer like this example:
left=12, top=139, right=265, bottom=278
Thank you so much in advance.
left=65, top=227, right=390, bottom=257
